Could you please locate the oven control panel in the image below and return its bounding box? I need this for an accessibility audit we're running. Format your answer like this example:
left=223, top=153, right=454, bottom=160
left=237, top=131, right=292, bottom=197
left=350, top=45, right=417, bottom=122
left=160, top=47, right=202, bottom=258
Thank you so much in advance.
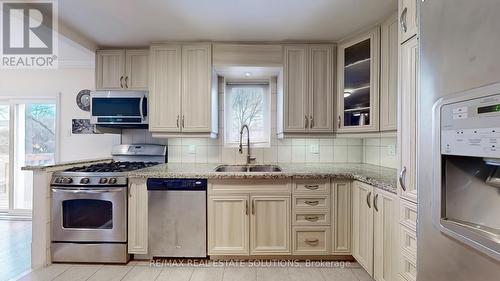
left=441, top=93, right=500, bottom=157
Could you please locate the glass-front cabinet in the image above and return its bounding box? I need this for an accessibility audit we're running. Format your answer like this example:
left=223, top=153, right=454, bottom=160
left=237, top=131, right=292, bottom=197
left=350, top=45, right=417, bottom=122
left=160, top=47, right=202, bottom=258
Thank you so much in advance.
left=337, top=28, right=380, bottom=132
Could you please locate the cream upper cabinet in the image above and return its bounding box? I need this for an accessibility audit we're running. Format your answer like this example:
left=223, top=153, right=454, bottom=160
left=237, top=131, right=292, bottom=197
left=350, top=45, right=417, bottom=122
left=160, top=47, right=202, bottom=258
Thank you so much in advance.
left=332, top=181, right=351, bottom=254
left=181, top=44, right=213, bottom=132
left=352, top=181, right=374, bottom=275
left=399, top=0, right=418, bottom=44
left=283, top=45, right=309, bottom=132
left=125, top=50, right=149, bottom=90
left=208, top=195, right=250, bottom=255
left=128, top=179, right=148, bottom=254
left=380, top=14, right=399, bottom=131
left=96, top=50, right=125, bottom=90
left=398, top=36, right=418, bottom=203
left=96, top=49, right=149, bottom=90
left=149, top=45, right=182, bottom=133
left=373, top=189, right=398, bottom=281
left=282, top=44, right=334, bottom=134
left=309, top=45, right=334, bottom=132
left=337, top=28, right=380, bottom=133
left=149, top=43, right=217, bottom=137
left=250, top=195, right=291, bottom=254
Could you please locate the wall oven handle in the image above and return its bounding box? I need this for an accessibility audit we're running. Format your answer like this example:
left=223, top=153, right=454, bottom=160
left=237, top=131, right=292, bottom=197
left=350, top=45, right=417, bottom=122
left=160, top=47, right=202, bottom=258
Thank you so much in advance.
left=139, top=95, right=145, bottom=121
left=52, top=187, right=124, bottom=193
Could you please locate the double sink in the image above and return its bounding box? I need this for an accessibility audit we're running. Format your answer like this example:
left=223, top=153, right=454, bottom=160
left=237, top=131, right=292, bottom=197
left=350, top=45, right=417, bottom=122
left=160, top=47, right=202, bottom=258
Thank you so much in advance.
left=214, top=165, right=282, bottom=173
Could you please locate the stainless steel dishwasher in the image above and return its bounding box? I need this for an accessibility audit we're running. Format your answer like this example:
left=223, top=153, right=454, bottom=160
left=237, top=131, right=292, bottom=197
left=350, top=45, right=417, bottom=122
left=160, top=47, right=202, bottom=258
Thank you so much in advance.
left=147, top=178, right=207, bottom=258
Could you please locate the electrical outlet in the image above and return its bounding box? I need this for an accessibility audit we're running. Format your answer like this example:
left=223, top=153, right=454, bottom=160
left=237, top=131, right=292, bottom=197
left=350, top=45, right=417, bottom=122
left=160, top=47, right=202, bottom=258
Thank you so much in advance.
left=388, top=144, right=396, bottom=156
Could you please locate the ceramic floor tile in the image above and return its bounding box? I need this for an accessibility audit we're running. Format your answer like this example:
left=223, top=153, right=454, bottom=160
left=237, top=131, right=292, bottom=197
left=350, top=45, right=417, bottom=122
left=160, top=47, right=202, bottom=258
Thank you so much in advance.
left=121, top=265, right=162, bottom=281
left=222, top=267, right=256, bottom=281
left=16, top=264, right=70, bottom=281
left=319, top=268, right=358, bottom=281
left=52, top=265, right=102, bottom=281
left=155, top=267, right=193, bottom=281
left=256, top=267, right=289, bottom=281
left=189, top=267, right=224, bottom=281
left=87, top=265, right=131, bottom=281
left=287, top=267, right=325, bottom=281
left=351, top=268, right=374, bottom=281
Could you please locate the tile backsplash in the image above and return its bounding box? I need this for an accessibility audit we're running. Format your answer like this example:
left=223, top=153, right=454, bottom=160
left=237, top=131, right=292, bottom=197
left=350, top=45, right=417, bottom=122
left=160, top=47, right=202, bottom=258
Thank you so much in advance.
left=121, top=76, right=398, bottom=169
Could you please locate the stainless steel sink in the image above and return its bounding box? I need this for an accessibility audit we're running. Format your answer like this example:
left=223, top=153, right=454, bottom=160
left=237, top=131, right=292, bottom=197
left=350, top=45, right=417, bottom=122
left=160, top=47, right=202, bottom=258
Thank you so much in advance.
left=214, top=165, right=282, bottom=172
left=248, top=165, right=282, bottom=172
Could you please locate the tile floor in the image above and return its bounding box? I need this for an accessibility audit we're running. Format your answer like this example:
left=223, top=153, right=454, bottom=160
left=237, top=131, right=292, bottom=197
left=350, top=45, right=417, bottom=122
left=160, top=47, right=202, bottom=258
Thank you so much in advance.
left=13, top=261, right=374, bottom=281
left=0, top=220, right=31, bottom=281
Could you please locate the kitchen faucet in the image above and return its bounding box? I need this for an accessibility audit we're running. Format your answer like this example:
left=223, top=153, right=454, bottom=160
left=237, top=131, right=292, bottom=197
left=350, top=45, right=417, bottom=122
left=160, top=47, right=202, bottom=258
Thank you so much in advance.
left=239, top=124, right=256, bottom=165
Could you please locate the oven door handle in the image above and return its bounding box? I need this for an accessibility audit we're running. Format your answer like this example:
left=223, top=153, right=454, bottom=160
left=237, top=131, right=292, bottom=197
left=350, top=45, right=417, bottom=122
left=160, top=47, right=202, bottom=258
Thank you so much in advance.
left=52, top=187, right=124, bottom=193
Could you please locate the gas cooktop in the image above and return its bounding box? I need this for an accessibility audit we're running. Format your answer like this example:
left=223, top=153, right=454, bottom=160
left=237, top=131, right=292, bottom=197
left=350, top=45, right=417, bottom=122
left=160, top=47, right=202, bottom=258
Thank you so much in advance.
left=63, top=161, right=159, bottom=173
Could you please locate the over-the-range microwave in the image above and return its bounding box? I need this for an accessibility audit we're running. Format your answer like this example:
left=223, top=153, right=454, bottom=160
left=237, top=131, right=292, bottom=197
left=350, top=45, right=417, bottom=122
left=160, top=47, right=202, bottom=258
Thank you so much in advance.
left=90, top=91, right=148, bottom=128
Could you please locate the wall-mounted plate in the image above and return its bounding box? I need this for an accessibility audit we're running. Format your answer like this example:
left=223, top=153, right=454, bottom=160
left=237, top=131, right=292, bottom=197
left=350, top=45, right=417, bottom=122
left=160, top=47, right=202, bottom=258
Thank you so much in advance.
left=76, top=89, right=91, bottom=111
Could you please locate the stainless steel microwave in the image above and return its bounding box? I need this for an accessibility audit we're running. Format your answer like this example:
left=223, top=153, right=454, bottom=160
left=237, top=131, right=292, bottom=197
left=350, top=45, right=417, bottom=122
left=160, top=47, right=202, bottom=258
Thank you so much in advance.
left=90, top=91, right=148, bottom=128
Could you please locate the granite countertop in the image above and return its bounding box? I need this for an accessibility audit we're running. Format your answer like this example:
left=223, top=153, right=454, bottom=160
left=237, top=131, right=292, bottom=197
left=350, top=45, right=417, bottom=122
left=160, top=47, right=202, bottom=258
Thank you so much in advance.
left=22, top=158, right=112, bottom=172
left=129, top=163, right=398, bottom=194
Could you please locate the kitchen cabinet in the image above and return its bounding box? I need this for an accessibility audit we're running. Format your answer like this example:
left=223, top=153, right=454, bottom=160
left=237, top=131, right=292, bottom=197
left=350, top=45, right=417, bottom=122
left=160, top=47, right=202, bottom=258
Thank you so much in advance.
left=128, top=179, right=148, bottom=254
left=96, top=49, right=149, bottom=90
left=337, top=28, right=380, bottom=132
left=352, top=181, right=374, bottom=274
left=149, top=43, right=217, bottom=137
left=332, top=181, right=351, bottom=254
left=281, top=44, right=334, bottom=134
left=250, top=195, right=291, bottom=254
left=207, top=180, right=291, bottom=256
left=380, top=13, right=399, bottom=131
left=398, top=0, right=418, bottom=44
left=398, top=36, right=418, bottom=204
left=207, top=195, right=250, bottom=255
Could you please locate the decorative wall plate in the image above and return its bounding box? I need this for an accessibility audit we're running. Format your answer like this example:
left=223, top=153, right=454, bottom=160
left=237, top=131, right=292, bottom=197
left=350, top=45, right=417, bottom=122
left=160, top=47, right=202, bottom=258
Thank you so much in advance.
left=76, top=89, right=91, bottom=111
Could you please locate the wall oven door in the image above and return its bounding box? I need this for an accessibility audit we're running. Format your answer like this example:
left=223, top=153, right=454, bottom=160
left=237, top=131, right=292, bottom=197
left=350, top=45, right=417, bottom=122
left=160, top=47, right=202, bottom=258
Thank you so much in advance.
left=90, top=91, right=148, bottom=127
left=51, top=186, right=127, bottom=243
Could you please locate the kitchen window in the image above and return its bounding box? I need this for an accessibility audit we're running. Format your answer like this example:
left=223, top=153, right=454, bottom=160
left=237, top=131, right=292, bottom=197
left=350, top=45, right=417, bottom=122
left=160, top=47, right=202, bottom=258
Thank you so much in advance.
left=224, top=82, right=271, bottom=147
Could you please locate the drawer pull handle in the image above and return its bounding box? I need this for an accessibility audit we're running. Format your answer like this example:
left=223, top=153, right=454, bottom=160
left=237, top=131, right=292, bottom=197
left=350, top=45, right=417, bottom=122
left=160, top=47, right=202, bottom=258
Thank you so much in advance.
left=304, top=200, right=319, bottom=206
left=305, top=239, right=319, bottom=246
left=305, top=216, right=319, bottom=222
left=305, top=185, right=319, bottom=190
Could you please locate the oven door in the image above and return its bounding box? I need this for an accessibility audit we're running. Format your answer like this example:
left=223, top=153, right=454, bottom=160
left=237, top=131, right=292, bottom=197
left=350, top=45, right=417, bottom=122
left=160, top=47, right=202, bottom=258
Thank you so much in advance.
left=51, top=186, right=127, bottom=243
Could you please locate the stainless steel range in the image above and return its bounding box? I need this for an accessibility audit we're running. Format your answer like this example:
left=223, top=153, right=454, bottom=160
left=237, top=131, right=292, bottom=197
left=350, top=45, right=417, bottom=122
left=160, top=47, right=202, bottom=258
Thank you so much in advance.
left=50, top=144, right=166, bottom=263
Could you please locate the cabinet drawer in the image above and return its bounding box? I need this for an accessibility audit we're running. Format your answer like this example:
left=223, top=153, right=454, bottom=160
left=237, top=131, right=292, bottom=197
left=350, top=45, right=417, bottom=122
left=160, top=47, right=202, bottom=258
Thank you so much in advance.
left=292, top=227, right=330, bottom=255
left=399, top=250, right=417, bottom=281
left=399, top=199, right=417, bottom=231
left=293, top=210, right=330, bottom=226
left=293, top=195, right=330, bottom=210
left=400, top=225, right=417, bottom=258
left=293, top=179, right=330, bottom=194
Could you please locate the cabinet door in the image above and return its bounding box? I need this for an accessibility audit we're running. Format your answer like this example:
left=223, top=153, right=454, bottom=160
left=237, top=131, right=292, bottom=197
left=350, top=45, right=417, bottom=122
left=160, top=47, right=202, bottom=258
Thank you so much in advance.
left=283, top=45, right=309, bottom=132
left=337, top=28, right=380, bottom=132
left=398, top=0, right=418, bottom=44
left=332, top=181, right=351, bottom=254
left=181, top=43, right=212, bottom=132
left=352, top=181, right=374, bottom=275
left=149, top=45, right=182, bottom=133
left=373, top=190, right=398, bottom=281
left=128, top=179, right=148, bottom=254
left=125, top=50, right=149, bottom=90
left=309, top=45, right=334, bottom=132
left=250, top=195, right=291, bottom=255
left=96, top=50, right=125, bottom=89
left=380, top=14, right=398, bottom=131
left=208, top=195, right=249, bottom=255
left=398, top=36, right=418, bottom=203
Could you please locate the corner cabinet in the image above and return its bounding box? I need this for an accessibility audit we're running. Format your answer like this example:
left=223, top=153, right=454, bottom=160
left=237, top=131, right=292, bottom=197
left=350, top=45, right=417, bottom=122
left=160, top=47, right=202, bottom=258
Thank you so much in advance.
left=352, top=181, right=374, bottom=274
left=149, top=43, right=217, bottom=137
left=380, top=13, right=399, bottom=131
left=281, top=44, right=334, bottom=134
left=128, top=178, right=148, bottom=254
left=96, top=49, right=149, bottom=90
left=336, top=28, right=380, bottom=133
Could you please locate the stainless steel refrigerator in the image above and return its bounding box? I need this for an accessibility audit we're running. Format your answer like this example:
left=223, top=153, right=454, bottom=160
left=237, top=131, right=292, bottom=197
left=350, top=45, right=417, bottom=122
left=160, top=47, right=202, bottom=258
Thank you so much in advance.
left=420, top=0, right=500, bottom=280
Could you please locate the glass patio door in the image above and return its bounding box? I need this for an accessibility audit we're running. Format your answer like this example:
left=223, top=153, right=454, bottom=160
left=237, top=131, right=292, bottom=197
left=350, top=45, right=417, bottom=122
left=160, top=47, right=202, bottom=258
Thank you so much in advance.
left=0, top=101, right=57, bottom=215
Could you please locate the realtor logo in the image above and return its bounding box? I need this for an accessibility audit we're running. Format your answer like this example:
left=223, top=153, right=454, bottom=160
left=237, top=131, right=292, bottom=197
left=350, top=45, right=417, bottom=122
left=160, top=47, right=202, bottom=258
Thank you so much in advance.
left=1, top=0, right=58, bottom=68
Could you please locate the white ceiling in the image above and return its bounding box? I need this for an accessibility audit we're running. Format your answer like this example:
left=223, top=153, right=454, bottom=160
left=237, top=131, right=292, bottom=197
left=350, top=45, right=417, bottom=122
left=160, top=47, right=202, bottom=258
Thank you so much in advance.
left=59, top=0, right=397, bottom=47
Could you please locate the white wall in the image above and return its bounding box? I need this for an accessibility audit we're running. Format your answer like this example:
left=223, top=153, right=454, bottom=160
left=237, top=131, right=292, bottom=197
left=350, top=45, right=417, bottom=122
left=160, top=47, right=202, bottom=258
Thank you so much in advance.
left=0, top=34, right=120, bottom=162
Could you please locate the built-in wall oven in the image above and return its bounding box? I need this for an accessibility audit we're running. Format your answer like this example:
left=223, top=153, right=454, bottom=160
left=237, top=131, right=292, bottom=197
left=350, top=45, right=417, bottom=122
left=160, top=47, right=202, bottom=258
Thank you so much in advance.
left=90, top=90, right=148, bottom=128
